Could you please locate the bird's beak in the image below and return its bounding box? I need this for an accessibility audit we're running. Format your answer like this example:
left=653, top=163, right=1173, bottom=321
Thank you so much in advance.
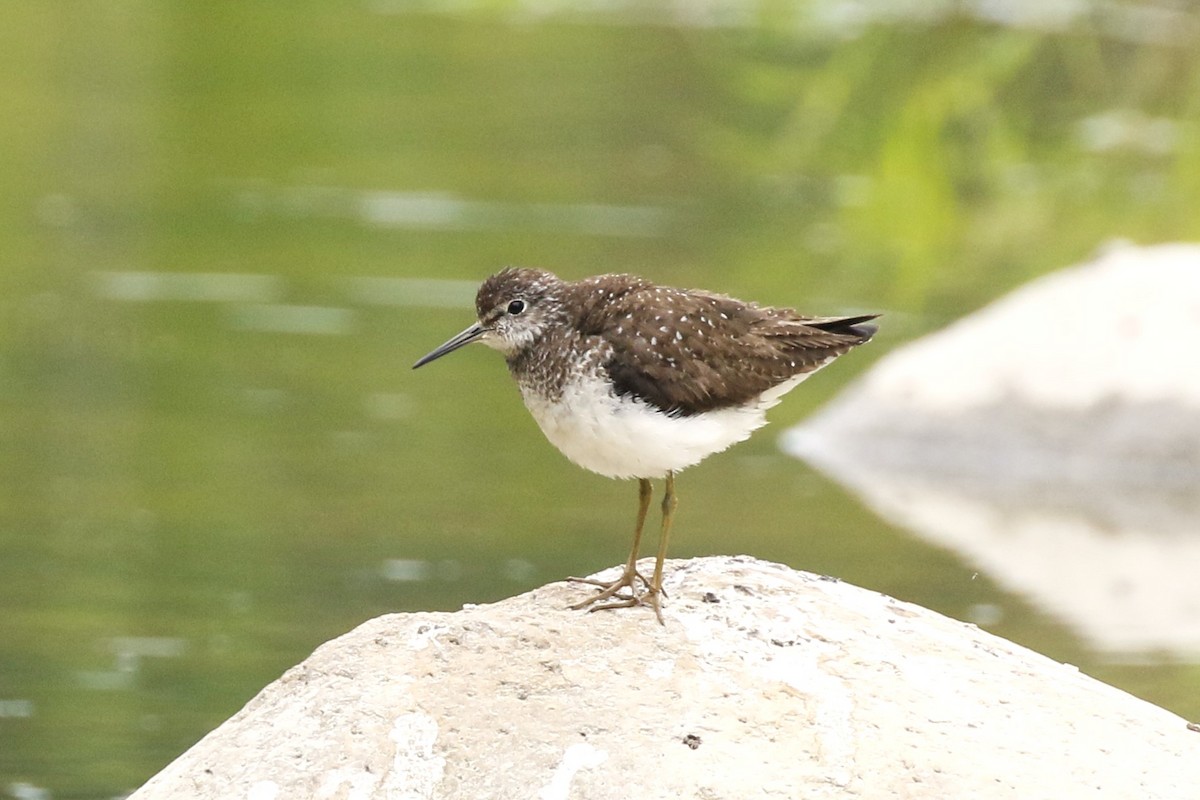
left=413, top=322, right=487, bottom=369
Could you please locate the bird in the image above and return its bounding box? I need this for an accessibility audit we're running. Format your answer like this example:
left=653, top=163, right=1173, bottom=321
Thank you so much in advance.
left=413, top=268, right=878, bottom=624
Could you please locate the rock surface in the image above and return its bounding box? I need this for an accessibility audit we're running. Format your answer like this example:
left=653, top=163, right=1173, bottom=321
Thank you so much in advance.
left=129, top=556, right=1198, bottom=800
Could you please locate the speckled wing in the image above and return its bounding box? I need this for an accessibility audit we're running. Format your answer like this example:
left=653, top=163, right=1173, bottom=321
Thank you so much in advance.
left=587, top=284, right=877, bottom=417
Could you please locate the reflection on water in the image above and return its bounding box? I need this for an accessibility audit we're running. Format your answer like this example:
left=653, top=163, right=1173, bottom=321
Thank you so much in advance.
left=78, top=638, right=188, bottom=693
left=97, top=270, right=483, bottom=312
left=789, top=459, right=1200, bottom=657
left=380, top=557, right=537, bottom=584
left=346, top=277, right=478, bottom=308
left=359, top=191, right=673, bottom=237
left=0, top=701, right=35, bottom=720
left=227, top=304, right=356, bottom=336
left=236, top=184, right=675, bottom=237
left=5, top=3, right=1200, bottom=797
left=93, top=272, right=284, bottom=304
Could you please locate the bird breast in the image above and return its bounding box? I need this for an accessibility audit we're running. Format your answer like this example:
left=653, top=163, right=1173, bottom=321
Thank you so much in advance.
left=516, top=372, right=790, bottom=480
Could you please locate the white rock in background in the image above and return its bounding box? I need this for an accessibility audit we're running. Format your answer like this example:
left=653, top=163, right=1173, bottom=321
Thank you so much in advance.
left=785, top=240, right=1200, bottom=486
left=866, top=242, right=1200, bottom=411
left=128, top=557, right=1198, bottom=800
left=782, top=241, right=1200, bottom=656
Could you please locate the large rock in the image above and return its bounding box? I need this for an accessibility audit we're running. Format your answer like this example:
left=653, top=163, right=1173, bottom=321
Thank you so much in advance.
left=781, top=242, right=1200, bottom=657
left=129, top=556, right=1198, bottom=800
left=785, top=241, right=1200, bottom=488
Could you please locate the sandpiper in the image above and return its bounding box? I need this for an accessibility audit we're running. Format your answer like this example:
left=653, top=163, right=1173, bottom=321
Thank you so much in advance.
left=414, top=268, right=878, bottom=623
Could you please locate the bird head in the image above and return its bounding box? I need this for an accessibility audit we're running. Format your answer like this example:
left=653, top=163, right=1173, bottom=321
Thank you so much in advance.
left=413, top=268, right=564, bottom=368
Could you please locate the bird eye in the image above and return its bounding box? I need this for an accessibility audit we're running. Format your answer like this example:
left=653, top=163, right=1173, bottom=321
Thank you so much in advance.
left=506, top=299, right=527, bottom=315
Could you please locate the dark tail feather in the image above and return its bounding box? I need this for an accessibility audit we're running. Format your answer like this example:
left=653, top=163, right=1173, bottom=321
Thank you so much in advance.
left=809, top=314, right=880, bottom=343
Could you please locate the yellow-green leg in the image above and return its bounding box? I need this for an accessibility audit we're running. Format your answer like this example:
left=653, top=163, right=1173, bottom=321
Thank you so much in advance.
left=572, top=471, right=676, bottom=625
left=646, top=470, right=677, bottom=624
left=568, top=478, right=653, bottom=607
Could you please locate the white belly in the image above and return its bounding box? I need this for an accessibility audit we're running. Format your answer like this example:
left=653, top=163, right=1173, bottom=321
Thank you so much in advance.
left=519, top=372, right=812, bottom=479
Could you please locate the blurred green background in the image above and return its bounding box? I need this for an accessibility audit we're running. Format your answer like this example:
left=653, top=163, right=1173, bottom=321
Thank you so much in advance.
left=3, top=2, right=1200, bottom=796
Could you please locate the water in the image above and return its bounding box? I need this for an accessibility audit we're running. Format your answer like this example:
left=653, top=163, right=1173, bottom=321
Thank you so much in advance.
left=3, top=4, right=1200, bottom=796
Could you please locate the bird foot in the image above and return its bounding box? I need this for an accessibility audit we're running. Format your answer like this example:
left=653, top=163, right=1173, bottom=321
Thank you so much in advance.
left=568, top=567, right=650, bottom=593
left=567, top=567, right=666, bottom=624
left=587, top=589, right=664, bottom=625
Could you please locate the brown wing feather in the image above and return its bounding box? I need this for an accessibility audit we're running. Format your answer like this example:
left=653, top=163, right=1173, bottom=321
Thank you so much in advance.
left=586, top=282, right=877, bottom=417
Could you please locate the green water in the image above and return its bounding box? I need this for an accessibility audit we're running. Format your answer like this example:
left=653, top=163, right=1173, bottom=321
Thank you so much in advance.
left=3, top=4, right=1200, bottom=795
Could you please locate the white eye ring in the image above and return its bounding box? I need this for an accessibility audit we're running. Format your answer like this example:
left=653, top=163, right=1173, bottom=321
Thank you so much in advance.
left=506, top=299, right=527, bottom=315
